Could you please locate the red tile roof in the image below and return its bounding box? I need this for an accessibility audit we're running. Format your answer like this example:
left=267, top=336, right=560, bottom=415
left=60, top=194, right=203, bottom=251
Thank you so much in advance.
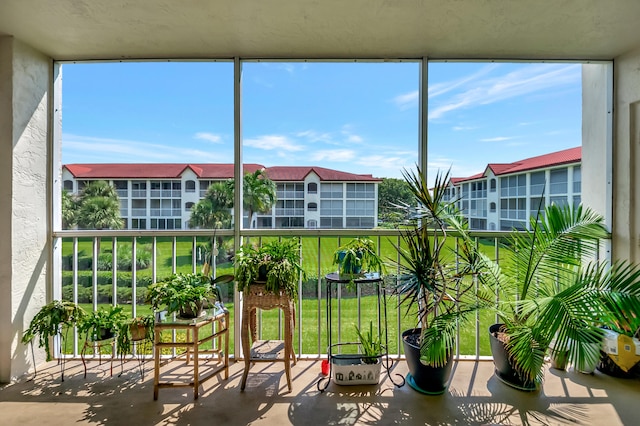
left=264, top=166, right=381, bottom=182
left=63, top=164, right=381, bottom=182
left=450, top=147, right=581, bottom=184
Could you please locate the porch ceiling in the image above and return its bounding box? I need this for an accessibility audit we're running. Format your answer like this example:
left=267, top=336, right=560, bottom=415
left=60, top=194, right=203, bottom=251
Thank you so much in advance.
left=1, top=0, right=640, bottom=61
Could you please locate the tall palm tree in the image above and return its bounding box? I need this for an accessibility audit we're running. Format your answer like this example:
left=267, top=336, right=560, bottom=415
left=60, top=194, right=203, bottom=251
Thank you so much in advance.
left=243, top=169, right=276, bottom=229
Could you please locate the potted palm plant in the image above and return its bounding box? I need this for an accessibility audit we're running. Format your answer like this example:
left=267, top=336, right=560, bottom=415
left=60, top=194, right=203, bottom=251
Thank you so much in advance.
left=389, top=167, right=491, bottom=395
left=482, top=203, right=640, bottom=390
left=235, top=238, right=305, bottom=300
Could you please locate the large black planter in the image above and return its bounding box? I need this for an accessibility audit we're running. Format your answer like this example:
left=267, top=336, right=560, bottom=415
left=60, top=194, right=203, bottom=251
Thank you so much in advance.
left=402, top=328, right=453, bottom=395
left=489, top=324, right=538, bottom=391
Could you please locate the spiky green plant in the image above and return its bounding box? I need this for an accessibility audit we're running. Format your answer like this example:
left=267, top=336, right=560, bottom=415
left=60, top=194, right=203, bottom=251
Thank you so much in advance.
left=390, top=167, right=494, bottom=367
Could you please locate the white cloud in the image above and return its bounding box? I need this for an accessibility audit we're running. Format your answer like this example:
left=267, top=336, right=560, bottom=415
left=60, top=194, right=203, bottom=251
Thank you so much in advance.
left=480, top=136, right=515, bottom=142
left=296, top=130, right=334, bottom=143
left=194, top=132, right=222, bottom=143
left=392, top=91, right=419, bottom=110
left=62, top=134, right=231, bottom=163
left=312, top=149, right=356, bottom=162
left=244, top=134, right=305, bottom=151
left=453, top=125, right=477, bottom=131
left=429, top=63, right=581, bottom=120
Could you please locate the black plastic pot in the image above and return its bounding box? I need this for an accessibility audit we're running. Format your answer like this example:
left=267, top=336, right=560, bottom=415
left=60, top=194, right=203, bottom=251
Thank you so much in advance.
left=489, top=324, right=538, bottom=391
left=402, top=328, right=453, bottom=395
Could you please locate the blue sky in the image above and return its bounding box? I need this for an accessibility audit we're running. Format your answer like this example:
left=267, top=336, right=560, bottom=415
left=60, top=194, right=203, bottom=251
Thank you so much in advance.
left=62, top=61, right=581, bottom=182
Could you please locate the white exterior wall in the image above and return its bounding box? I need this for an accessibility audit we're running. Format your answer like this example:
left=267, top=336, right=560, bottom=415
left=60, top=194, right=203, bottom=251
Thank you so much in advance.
left=304, top=173, right=321, bottom=228
left=609, top=52, right=640, bottom=263
left=0, top=37, right=52, bottom=382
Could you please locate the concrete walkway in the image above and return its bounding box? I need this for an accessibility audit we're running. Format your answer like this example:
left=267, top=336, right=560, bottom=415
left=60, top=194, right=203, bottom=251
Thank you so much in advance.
left=1, top=358, right=638, bottom=425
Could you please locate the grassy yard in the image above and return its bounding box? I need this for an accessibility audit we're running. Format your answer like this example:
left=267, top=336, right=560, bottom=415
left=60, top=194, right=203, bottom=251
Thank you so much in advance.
left=60, top=234, right=500, bottom=357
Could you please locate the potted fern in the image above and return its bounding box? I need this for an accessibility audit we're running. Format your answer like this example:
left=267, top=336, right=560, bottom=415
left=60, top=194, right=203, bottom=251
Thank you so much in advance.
left=235, top=238, right=305, bottom=300
left=78, top=305, right=128, bottom=341
left=147, top=273, right=217, bottom=319
left=22, top=300, right=86, bottom=361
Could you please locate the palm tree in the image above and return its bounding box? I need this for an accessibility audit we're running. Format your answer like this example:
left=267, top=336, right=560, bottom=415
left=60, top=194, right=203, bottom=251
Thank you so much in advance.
left=76, top=181, right=123, bottom=230
left=61, top=189, right=77, bottom=229
left=243, top=169, right=276, bottom=229
left=189, top=181, right=234, bottom=273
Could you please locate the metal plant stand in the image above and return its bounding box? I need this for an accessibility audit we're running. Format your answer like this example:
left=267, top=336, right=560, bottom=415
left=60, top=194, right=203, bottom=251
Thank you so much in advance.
left=317, top=272, right=405, bottom=391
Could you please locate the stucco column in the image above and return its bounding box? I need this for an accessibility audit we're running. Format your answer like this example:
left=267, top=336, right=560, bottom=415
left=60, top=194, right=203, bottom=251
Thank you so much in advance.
left=0, top=36, right=52, bottom=382
left=611, top=49, right=640, bottom=264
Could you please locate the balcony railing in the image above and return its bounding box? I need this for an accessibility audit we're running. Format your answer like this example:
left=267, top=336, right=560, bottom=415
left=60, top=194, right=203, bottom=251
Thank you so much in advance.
left=52, top=228, right=551, bottom=361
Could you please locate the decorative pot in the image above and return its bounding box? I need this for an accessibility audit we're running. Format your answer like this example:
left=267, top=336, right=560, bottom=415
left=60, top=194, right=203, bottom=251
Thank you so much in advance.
left=489, top=324, right=538, bottom=391
left=402, top=328, right=454, bottom=395
left=331, top=354, right=381, bottom=385
left=574, top=342, right=601, bottom=374
left=337, top=250, right=362, bottom=275
left=179, top=301, right=204, bottom=319
left=130, top=323, right=148, bottom=341
left=550, top=349, right=569, bottom=370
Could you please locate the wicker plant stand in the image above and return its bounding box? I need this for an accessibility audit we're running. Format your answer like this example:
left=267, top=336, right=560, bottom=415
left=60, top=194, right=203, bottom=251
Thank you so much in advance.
left=240, top=283, right=296, bottom=392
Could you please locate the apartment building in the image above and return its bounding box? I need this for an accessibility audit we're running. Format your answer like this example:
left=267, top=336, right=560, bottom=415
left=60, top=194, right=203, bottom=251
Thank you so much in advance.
left=446, top=147, right=582, bottom=231
left=62, top=164, right=381, bottom=230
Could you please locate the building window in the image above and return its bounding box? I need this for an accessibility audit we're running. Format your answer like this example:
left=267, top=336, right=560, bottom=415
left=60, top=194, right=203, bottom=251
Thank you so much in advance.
left=308, top=219, right=317, bottom=228
left=131, top=199, right=146, bottom=216
left=500, top=175, right=526, bottom=197
left=63, top=180, right=73, bottom=191
left=530, top=171, right=545, bottom=196
left=131, top=218, right=146, bottom=229
left=490, top=202, right=496, bottom=213
left=278, top=183, right=304, bottom=199
left=320, top=183, right=343, bottom=199
left=307, top=182, right=317, bottom=194
left=132, top=181, right=147, bottom=198
left=550, top=168, right=568, bottom=195
left=186, top=180, right=196, bottom=192
left=490, top=179, right=496, bottom=192
left=308, top=202, right=317, bottom=211
left=185, top=201, right=195, bottom=211
left=573, top=166, right=581, bottom=193
left=346, top=183, right=375, bottom=199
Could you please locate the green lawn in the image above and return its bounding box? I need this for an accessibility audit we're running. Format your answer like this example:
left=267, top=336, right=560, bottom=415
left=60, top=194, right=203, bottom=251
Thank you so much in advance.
left=60, top=235, right=500, bottom=357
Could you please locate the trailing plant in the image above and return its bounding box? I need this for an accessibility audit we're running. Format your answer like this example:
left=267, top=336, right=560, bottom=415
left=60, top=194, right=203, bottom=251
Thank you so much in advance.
left=22, top=300, right=87, bottom=361
left=235, top=238, right=305, bottom=300
left=333, top=237, right=384, bottom=276
left=354, top=321, right=383, bottom=364
left=78, top=305, right=128, bottom=341
left=117, top=314, right=155, bottom=355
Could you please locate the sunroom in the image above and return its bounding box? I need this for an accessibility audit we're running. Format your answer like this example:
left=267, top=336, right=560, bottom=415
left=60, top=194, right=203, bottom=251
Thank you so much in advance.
left=2, top=1, right=640, bottom=425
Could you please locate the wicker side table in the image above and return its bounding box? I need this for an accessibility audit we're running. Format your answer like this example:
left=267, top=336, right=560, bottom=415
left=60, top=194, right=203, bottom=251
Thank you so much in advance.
left=240, top=283, right=296, bottom=392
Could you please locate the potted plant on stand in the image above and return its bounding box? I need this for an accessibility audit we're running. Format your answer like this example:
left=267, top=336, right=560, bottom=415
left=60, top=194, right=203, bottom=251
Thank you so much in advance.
left=147, top=273, right=218, bottom=319
left=235, top=238, right=306, bottom=300
left=333, top=237, right=384, bottom=276
left=22, top=300, right=87, bottom=361
left=78, top=305, right=128, bottom=342
left=331, top=321, right=383, bottom=385
left=116, top=314, right=155, bottom=356
left=482, top=203, right=640, bottom=390
left=389, top=167, right=491, bottom=395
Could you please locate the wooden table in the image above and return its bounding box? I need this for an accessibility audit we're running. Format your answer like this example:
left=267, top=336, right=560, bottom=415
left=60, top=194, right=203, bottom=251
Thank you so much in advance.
left=153, top=308, right=229, bottom=400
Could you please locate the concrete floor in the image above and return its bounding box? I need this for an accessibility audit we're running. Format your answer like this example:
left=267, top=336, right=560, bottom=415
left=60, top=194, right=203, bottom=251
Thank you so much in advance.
left=1, top=357, right=638, bottom=425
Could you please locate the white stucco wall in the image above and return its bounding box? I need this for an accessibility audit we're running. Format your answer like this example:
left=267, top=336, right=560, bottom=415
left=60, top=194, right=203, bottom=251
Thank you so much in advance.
left=611, top=49, right=640, bottom=263
left=0, top=37, right=51, bottom=382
